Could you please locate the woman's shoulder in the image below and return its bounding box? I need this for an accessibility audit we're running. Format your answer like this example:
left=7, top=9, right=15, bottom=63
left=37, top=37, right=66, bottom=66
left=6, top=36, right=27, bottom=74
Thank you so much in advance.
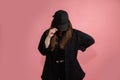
left=72, top=29, right=84, bottom=35
left=43, top=29, right=49, bottom=33
left=72, top=28, right=92, bottom=37
left=42, top=29, right=50, bottom=36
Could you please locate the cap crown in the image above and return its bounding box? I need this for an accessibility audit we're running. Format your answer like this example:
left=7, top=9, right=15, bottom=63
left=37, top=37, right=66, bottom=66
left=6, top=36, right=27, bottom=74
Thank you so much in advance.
left=53, top=10, right=69, bottom=31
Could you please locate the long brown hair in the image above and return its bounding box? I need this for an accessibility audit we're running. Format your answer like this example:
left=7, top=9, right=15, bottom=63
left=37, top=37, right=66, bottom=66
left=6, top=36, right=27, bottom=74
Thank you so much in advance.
left=49, top=19, right=73, bottom=51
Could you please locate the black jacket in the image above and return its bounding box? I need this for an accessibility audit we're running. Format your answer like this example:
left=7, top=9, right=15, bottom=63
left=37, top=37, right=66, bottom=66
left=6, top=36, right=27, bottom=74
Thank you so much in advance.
left=38, top=29, right=95, bottom=80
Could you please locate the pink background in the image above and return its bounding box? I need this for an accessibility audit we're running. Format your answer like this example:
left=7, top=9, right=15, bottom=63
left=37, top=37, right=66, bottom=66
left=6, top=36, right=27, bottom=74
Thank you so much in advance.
left=0, top=0, right=120, bottom=80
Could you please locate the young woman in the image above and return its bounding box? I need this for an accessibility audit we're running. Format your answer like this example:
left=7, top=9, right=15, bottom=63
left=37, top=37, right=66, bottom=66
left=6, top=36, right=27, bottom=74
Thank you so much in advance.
left=38, top=10, right=95, bottom=80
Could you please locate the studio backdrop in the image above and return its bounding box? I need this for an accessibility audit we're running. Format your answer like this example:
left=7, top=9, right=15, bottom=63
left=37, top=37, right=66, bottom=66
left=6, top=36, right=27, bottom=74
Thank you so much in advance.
left=0, top=0, right=120, bottom=80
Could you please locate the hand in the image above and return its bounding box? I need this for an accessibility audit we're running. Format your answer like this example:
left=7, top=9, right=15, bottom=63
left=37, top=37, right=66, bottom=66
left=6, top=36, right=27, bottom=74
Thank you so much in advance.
left=45, top=28, right=58, bottom=48
left=48, top=28, right=58, bottom=38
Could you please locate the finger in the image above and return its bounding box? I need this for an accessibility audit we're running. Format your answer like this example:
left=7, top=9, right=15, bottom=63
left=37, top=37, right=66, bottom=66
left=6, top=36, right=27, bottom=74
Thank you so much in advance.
left=54, top=28, right=58, bottom=31
left=51, top=32, right=55, bottom=34
left=52, top=28, right=58, bottom=32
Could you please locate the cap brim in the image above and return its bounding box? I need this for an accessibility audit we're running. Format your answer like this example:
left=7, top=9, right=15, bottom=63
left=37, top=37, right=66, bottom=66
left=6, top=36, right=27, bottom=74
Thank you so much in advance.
left=57, top=23, right=68, bottom=31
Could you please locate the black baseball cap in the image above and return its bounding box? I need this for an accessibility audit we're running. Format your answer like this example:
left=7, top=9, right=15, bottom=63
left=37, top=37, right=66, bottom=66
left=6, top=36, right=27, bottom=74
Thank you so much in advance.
left=53, top=10, right=69, bottom=31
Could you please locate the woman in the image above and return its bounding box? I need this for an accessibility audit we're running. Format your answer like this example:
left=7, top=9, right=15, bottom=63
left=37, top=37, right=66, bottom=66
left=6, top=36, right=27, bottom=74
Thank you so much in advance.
left=38, top=10, right=95, bottom=80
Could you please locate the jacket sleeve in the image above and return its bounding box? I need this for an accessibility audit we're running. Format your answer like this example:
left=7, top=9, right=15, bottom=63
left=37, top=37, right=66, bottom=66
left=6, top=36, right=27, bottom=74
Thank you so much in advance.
left=77, top=30, right=95, bottom=52
left=38, top=30, right=51, bottom=56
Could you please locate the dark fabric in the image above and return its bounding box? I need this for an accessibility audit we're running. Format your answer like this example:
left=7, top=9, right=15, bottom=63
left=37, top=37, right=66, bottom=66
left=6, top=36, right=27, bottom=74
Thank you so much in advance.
left=38, top=29, right=95, bottom=80
left=53, top=62, right=65, bottom=80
